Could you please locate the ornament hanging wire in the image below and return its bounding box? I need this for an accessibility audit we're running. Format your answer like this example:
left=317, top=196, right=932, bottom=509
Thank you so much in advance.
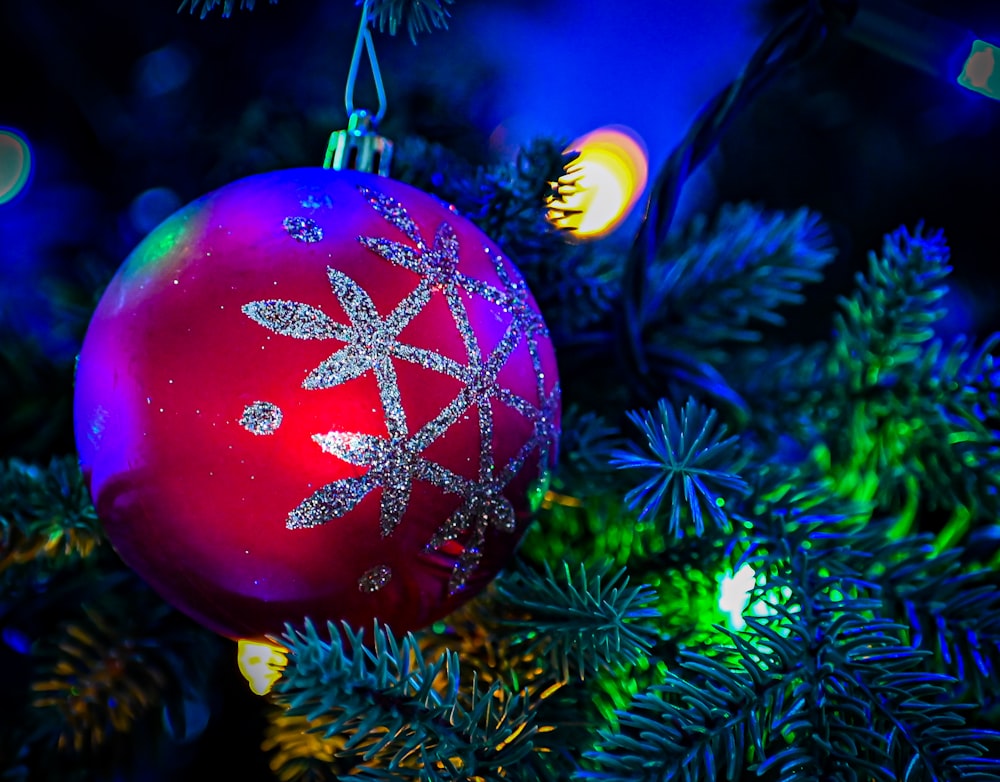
left=345, top=0, right=387, bottom=125
left=326, top=0, right=393, bottom=174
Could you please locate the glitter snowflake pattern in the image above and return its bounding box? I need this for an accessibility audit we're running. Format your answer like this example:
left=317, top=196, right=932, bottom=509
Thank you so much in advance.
left=283, top=216, right=323, bottom=243
left=240, top=401, right=283, bottom=435
left=358, top=564, right=392, bottom=593
left=243, top=187, right=558, bottom=591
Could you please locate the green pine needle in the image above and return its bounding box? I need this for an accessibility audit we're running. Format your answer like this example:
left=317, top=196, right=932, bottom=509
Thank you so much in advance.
left=273, top=620, right=537, bottom=778
left=494, top=560, right=660, bottom=681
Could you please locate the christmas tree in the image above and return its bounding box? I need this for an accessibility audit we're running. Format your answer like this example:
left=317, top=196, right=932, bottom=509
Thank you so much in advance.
left=3, top=0, right=1000, bottom=779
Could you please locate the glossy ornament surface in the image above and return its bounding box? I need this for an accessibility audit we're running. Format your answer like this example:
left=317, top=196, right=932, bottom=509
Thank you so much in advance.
left=74, top=168, right=559, bottom=641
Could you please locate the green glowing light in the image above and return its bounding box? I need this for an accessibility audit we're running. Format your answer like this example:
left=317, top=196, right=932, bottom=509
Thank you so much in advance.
left=958, top=40, right=1000, bottom=99
left=715, top=497, right=725, bottom=508
left=0, top=129, right=31, bottom=205
left=527, top=470, right=551, bottom=512
left=718, top=563, right=756, bottom=631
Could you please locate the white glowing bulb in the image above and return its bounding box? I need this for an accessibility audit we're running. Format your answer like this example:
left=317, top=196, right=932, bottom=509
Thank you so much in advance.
left=718, top=563, right=756, bottom=631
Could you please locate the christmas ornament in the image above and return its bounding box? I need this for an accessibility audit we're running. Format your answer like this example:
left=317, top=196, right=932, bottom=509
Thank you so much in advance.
left=74, top=165, right=560, bottom=642
left=74, top=0, right=559, bottom=643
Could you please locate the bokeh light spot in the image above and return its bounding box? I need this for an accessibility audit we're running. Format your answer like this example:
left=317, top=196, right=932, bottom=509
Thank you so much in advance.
left=0, top=129, right=32, bottom=205
left=549, top=125, right=649, bottom=240
left=958, top=40, right=1000, bottom=99
left=130, top=187, right=182, bottom=235
left=134, top=44, right=193, bottom=98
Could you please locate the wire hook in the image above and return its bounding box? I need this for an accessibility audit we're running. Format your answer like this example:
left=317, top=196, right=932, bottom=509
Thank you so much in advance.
left=345, top=0, right=387, bottom=125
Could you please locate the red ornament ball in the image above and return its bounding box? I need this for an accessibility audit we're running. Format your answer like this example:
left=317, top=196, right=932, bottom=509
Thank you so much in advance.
left=74, top=168, right=560, bottom=641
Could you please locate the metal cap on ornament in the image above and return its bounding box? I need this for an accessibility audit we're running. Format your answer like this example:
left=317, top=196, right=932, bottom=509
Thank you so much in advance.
left=324, top=109, right=394, bottom=175
left=324, top=1, right=393, bottom=176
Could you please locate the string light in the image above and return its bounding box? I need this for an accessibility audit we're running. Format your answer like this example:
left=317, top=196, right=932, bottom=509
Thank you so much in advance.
left=843, top=0, right=1000, bottom=101
left=717, top=563, right=756, bottom=631
left=0, top=128, right=31, bottom=205
left=959, top=40, right=1000, bottom=99
left=549, top=125, right=648, bottom=240
left=237, top=640, right=288, bottom=696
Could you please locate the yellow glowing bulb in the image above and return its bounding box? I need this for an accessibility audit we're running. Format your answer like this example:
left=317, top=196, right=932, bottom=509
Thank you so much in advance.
left=550, top=125, right=648, bottom=240
left=237, top=639, right=288, bottom=696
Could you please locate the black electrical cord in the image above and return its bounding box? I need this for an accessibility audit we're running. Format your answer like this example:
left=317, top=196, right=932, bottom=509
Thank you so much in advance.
left=616, top=2, right=842, bottom=404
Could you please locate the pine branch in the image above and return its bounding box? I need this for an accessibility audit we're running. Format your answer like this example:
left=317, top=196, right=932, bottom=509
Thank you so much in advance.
left=730, top=225, right=1000, bottom=521
left=0, top=456, right=103, bottom=589
left=178, top=0, right=453, bottom=41
left=821, top=224, right=1000, bottom=516
left=177, top=0, right=277, bottom=19
left=493, top=561, right=660, bottom=682
left=273, top=620, right=538, bottom=779
left=641, top=204, right=835, bottom=361
left=860, top=533, right=1000, bottom=706
left=610, top=397, right=750, bottom=535
left=29, top=576, right=222, bottom=758
left=729, top=342, right=831, bottom=449
left=579, top=632, right=788, bottom=782
left=834, top=224, right=950, bottom=386
left=907, top=336, right=1000, bottom=517
left=369, top=0, right=454, bottom=42
left=549, top=406, right=623, bottom=495
left=582, top=547, right=1000, bottom=782
left=263, top=708, right=345, bottom=781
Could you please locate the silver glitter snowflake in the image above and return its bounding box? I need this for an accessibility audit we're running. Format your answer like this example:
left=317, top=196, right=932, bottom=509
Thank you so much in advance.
left=283, top=216, right=323, bottom=243
left=240, top=401, right=283, bottom=435
left=358, top=564, right=393, bottom=593
left=242, top=186, right=558, bottom=591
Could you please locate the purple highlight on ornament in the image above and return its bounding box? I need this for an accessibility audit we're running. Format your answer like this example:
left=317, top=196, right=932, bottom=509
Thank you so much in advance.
left=282, top=216, right=323, bottom=243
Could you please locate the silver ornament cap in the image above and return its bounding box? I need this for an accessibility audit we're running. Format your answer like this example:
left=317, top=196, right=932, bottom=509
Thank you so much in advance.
left=324, top=109, right=393, bottom=176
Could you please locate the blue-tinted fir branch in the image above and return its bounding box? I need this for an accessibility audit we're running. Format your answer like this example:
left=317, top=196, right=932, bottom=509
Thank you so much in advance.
left=640, top=203, right=835, bottom=360
left=611, top=397, right=750, bottom=536
left=833, top=224, right=950, bottom=386
left=493, top=561, right=660, bottom=681
left=860, top=534, right=1000, bottom=706
left=179, top=0, right=453, bottom=42
left=273, top=619, right=537, bottom=779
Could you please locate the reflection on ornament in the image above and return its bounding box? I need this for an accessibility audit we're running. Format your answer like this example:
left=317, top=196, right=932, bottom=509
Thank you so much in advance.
left=549, top=125, right=648, bottom=239
left=238, top=639, right=288, bottom=696
left=0, top=128, right=31, bottom=205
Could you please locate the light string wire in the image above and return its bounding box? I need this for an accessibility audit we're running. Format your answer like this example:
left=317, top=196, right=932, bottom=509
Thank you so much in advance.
left=618, top=1, right=844, bottom=399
